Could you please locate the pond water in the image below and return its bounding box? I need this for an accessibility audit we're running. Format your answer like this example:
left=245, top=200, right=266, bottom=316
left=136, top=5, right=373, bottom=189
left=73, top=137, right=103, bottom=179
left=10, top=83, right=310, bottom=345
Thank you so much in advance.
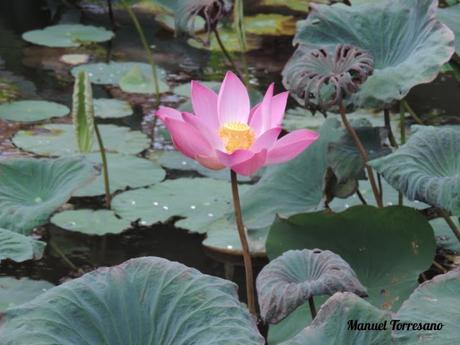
left=0, top=0, right=458, bottom=328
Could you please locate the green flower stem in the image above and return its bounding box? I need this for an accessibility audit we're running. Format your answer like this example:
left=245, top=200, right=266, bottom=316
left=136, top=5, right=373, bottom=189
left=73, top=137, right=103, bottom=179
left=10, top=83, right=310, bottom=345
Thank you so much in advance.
left=384, top=108, right=398, bottom=148
left=94, top=121, right=111, bottom=208
left=402, top=100, right=424, bottom=125
left=339, top=102, right=383, bottom=207
left=440, top=209, right=460, bottom=242
left=121, top=1, right=161, bottom=142
left=230, top=170, right=256, bottom=316
left=213, top=28, right=245, bottom=81
left=308, top=296, right=317, bottom=319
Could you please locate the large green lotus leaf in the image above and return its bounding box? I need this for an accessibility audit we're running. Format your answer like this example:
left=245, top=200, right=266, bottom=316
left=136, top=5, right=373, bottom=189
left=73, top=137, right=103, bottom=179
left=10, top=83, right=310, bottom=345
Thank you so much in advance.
left=112, top=178, right=244, bottom=233
left=438, top=4, right=460, bottom=55
left=267, top=206, right=435, bottom=343
left=202, top=217, right=269, bottom=256
left=0, top=157, right=96, bottom=234
left=239, top=118, right=342, bottom=229
left=256, top=249, right=367, bottom=324
left=279, top=292, right=392, bottom=345
left=0, top=228, right=45, bottom=262
left=244, top=14, right=296, bottom=36
left=289, top=0, right=455, bottom=108
left=394, top=269, right=460, bottom=344
left=369, top=125, right=460, bottom=215
left=0, top=257, right=264, bottom=345
left=74, top=153, right=165, bottom=197
left=51, top=209, right=132, bottom=235
left=0, top=100, right=69, bottom=122
left=22, top=24, right=114, bottom=48
left=13, top=123, right=150, bottom=156
left=119, top=65, right=169, bottom=94
left=268, top=205, right=436, bottom=311
left=94, top=98, right=133, bottom=118
left=327, top=125, right=391, bottom=183
left=430, top=217, right=460, bottom=254
left=0, top=277, right=54, bottom=312
left=71, top=61, right=166, bottom=86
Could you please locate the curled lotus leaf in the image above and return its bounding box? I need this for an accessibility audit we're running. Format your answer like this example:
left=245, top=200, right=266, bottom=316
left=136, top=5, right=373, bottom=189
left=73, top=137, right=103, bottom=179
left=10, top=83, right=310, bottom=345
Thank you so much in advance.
left=283, top=44, right=374, bottom=112
left=256, top=249, right=367, bottom=324
left=394, top=269, right=460, bottom=345
left=0, top=228, right=45, bottom=263
left=279, top=292, right=392, bottom=345
left=175, top=0, right=233, bottom=44
left=369, top=126, right=460, bottom=215
left=0, top=157, right=96, bottom=235
left=0, top=257, right=264, bottom=345
left=286, top=0, right=455, bottom=108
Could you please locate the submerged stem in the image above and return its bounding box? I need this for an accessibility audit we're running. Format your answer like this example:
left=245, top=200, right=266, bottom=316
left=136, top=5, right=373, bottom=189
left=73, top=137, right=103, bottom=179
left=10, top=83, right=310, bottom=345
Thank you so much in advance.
left=339, top=102, right=383, bottom=207
left=398, top=102, right=406, bottom=206
left=213, top=28, right=244, bottom=80
left=94, top=121, right=111, bottom=208
left=308, top=296, right=317, bottom=319
left=230, top=170, right=256, bottom=316
left=49, top=241, right=78, bottom=271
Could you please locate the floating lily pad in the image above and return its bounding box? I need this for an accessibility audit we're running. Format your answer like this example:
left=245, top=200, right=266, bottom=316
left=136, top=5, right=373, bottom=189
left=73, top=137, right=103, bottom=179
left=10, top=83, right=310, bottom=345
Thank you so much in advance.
left=395, top=269, right=460, bottom=345
left=257, top=249, right=367, bottom=324
left=119, top=65, right=169, bottom=94
left=59, top=53, right=90, bottom=65
left=0, top=257, right=264, bottom=345
left=369, top=125, right=460, bottom=215
left=202, top=217, right=269, bottom=257
left=279, top=292, right=392, bottom=345
left=244, top=14, right=296, bottom=36
left=75, top=153, right=165, bottom=197
left=288, top=0, right=455, bottom=108
left=173, top=80, right=221, bottom=97
left=22, top=24, right=114, bottom=48
left=240, top=118, right=342, bottom=229
left=188, top=28, right=262, bottom=52
left=13, top=124, right=150, bottom=156
left=51, top=209, right=132, bottom=235
left=267, top=205, right=436, bottom=343
left=0, top=157, right=96, bottom=234
left=94, top=98, right=133, bottom=118
left=0, top=100, right=69, bottom=122
left=112, top=178, right=243, bottom=233
left=0, top=228, right=45, bottom=262
left=0, top=277, right=54, bottom=312
left=71, top=61, right=166, bottom=86
left=438, top=4, right=460, bottom=55
left=156, top=150, right=251, bottom=181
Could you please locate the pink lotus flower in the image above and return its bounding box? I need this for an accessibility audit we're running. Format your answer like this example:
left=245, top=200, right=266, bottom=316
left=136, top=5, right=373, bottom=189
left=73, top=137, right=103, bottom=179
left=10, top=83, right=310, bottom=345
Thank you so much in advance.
left=156, top=71, right=319, bottom=176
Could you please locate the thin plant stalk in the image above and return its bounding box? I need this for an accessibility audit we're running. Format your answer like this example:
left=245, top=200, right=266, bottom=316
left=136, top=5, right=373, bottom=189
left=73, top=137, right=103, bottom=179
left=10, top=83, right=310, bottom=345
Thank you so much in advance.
left=440, top=209, right=460, bottom=242
left=230, top=170, right=256, bottom=316
left=121, top=1, right=161, bottom=142
left=398, top=101, right=406, bottom=206
left=49, top=241, right=78, bottom=272
left=384, top=108, right=398, bottom=148
left=402, top=100, right=424, bottom=125
left=106, top=0, right=115, bottom=29
left=339, top=102, right=383, bottom=207
left=308, top=296, right=317, bottom=319
left=234, top=0, right=249, bottom=85
left=213, top=28, right=245, bottom=80
left=356, top=189, right=367, bottom=205
left=94, top=121, right=111, bottom=208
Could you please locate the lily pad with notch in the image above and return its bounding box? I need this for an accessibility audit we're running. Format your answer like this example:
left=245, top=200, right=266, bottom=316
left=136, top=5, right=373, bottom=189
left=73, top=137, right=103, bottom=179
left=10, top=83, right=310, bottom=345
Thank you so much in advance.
left=0, top=100, right=69, bottom=122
